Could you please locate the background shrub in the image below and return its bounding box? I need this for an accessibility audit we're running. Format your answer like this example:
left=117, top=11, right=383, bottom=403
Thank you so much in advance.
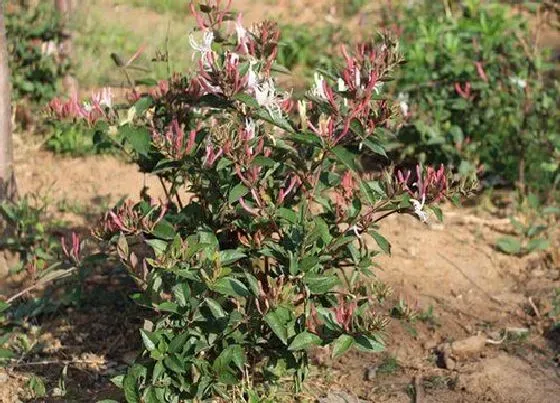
left=386, top=0, right=559, bottom=196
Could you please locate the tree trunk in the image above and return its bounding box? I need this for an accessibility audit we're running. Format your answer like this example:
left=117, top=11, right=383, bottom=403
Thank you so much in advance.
left=54, top=0, right=78, bottom=97
left=0, top=5, right=16, bottom=203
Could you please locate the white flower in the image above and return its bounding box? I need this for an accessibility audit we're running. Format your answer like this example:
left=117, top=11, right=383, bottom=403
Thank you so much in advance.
left=355, top=67, right=361, bottom=89
left=229, top=52, right=240, bottom=64
left=255, top=78, right=283, bottom=120
left=311, top=72, right=327, bottom=99
left=189, top=30, right=214, bottom=61
left=93, top=87, right=113, bottom=109
left=235, top=20, right=248, bottom=45
left=411, top=195, right=428, bottom=223
left=509, top=76, right=527, bottom=89
left=41, top=41, right=57, bottom=56
left=247, top=61, right=259, bottom=91
left=350, top=225, right=362, bottom=239
left=245, top=118, right=256, bottom=140
left=337, top=78, right=347, bottom=92
left=398, top=92, right=409, bottom=116
left=82, top=101, right=92, bottom=112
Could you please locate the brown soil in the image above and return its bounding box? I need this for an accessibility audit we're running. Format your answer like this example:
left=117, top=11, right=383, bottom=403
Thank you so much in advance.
left=3, top=134, right=560, bottom=402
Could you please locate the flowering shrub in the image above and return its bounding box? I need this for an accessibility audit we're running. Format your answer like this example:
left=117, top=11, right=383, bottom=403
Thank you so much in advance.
left=51, top=2, right=463, bottom=400
left=5, top=2, right=70, bottom=104
left=386, top=0, right=559, bottom=195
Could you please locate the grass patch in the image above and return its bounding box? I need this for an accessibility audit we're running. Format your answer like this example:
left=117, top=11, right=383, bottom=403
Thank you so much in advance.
left=72, top=1, right=194, bottom=89
left=114, top=0, right=190, bottom=15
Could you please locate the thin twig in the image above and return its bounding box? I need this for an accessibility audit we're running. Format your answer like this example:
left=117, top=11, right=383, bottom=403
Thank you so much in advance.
left=8, top=358, right=105, bottom=368
left=6, top=283, right=43, bottom=304
left=414, top=376, right=424, bottom=403
left=528, top=296, right=541, bottom=318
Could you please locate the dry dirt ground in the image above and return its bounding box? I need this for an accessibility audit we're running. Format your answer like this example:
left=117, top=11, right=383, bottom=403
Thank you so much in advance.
left=1, top=141, right=559, bottom=402
left=2, top=0, right=560, bottom=402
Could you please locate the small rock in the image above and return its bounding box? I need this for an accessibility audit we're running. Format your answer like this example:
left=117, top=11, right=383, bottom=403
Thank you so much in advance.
left=444, top=356, right=456, bottom=370
left=318, top=391, right=366, bottom=403
left=451, top=335, right=486, bottom=358
left=0, top=372, right=8, bottom=382
left=531, top=269, right=546, bottom=278
left=423, top=340, right=437, bottom=351
left=364, top=365, right=377, bottom=381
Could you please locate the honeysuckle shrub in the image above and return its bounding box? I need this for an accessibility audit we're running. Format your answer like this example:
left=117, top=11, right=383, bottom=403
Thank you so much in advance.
left=5, top=1, right=70, bottom=105
left=50, top=2, right=469, bottom=401
left=386, top=0, right=559, bottom=195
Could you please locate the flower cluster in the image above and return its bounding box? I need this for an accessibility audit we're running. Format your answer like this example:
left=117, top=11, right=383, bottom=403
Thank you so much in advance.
left=93, top=200, right=167, bottom=239
left=397, top=164, right=448, bottom=222
left=48, top=88, right=113, bottom=125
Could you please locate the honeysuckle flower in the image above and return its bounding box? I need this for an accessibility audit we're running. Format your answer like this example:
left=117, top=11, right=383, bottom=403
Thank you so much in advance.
left=277, top=175, right=301, bottom=204
left=337, top=78, right=347, bottom=92
left=454, top=81, right=472, bottom=99
left=245, top=118, right=256, bottom=140
left=398, top=92, right=409, bottom=116
left=350, top=224, right=362, bottom=239
left=247, top=63, right=259, bottom=91
left=509, top=76, right=527, bottom=89
left=297, top=100, right=307, bottom=128
left=235, top=14, right=250, bottom=54
left=92, top=87, right=113, bottom=109
left=189, top=30, right=214, bottom=62
left=203, top=144, right=223, bottom=167
left=410, top=195, right=428, bottom=223
left=61, top=232, right=81, bottom=263
left=312, top=72, right=327, bottom=99
left=474, top=61, right=488, bottom=82
left=254, top=78, right=285, bottom=120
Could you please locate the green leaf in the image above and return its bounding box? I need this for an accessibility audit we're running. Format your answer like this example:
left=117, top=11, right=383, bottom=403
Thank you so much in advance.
left=151, top=220, right=175, bottom=240
left=496, top=236, right=521, bottom=255
left=264, top=310, right=288, bottom=344
left=354, top=335, right=385, bottom=353
left=134, top=97, right=154, bottom=115
left=244, top=273, right=260, bottom=296
left=331, top=145, right=359, bottom=172
left=229, top=183, right=249, bottom=204
left=123, top=365, right=145, bottom=403
left=370, top=231, right=391, bottom=255
left=204, top=297, right=226, bottom=318
left=0, top=348, right=15, bottom=360
left=233, top=92, right=259, bottom=108
left=140, top=329, right=158, bottom=352
left=27, top=376, right=46, bottom=398
left=110, top=375, right=124, bottom=388
left=172, top=283, right=191, bottom=307
left=526, top=238, right=550, bottom=252
left=164, top=355, right=186, bottom=373
left=429, top=206, right=444, bottom=222
left=168, top=333, right=189, bottom=354
left=211, top=277, right=250, bottom=297
left=303, top=274, right=340, bottom=294
left=331, top=334, right=354, bottom=358
left=288, top=331, right=322, bottom=351
left=0, top=301, right=10, bottom=313
left=156, top=302, right=179, bottom=313
left=291, top=132, right=322, bottom=146
left=362, top=137, right=387, bottom=158
left=219, top=249, right=246, bottom=266
left=120, top=125, right=151, bottom=156
left=276, top=207, right=297, bottom=223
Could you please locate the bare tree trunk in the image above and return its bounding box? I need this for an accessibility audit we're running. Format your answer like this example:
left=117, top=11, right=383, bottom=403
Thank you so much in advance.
left=0, top=6, right=16, bottom=203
